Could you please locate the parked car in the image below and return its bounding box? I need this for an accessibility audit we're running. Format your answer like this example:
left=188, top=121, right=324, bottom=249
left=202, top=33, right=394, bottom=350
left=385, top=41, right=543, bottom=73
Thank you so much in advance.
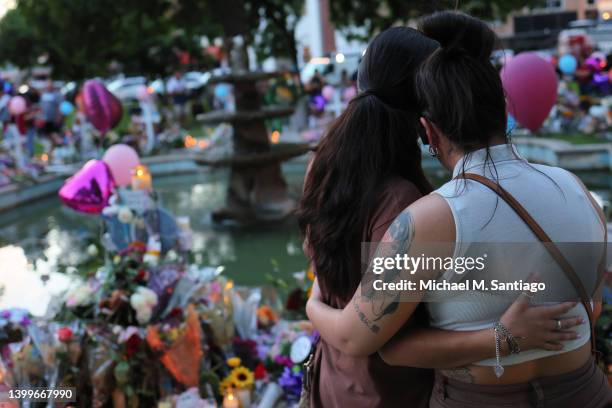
left=154, top=71, right=211, bottom=96
left=107, top=76, right=163, bottom=101
left=300, top=53, right=361, bottom=85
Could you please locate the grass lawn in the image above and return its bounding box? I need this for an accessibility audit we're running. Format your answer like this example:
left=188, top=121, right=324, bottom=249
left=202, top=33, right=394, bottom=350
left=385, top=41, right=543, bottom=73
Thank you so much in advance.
left=539, top=133, right=609, bottom=145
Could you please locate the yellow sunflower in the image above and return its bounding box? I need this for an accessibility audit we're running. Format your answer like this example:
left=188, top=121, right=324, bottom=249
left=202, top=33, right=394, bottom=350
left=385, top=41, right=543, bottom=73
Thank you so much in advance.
left=230, top=366, right=254, bottom=389
left=227, top=357, right=242, bottom=368
left=219, top=376, right=237, bottom=394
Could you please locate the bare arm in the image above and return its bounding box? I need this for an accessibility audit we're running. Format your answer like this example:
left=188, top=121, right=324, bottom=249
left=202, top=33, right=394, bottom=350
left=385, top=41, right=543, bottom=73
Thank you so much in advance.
left=306, top=194, right=455, bottom=356
left=380, top=326, right=496, bottom=368
left=379, top=298, right=582, bottom=368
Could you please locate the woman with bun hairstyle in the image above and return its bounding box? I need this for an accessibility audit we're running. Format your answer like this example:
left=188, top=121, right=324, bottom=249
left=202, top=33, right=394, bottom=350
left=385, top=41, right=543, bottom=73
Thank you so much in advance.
left=300, top=15, right=589, bottom=408
left=306, top=11, right=610, bottom=407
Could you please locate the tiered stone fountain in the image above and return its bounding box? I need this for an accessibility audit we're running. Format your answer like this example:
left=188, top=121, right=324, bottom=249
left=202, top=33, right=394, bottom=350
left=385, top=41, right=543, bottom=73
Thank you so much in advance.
left=195, top=37, right=310, bottom=225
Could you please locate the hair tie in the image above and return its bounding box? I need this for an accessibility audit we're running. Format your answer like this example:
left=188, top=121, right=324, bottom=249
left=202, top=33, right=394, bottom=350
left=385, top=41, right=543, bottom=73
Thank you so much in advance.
left=356, top=88, right=413, bottom=112
left=359, top=89, right=394, bottom=107
left=360, top=89, right=380, bottom=99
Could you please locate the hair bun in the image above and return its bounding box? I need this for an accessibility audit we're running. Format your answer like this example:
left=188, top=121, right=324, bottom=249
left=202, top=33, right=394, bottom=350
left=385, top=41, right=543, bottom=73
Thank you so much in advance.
left=438, top=46, right=470, bottom=60
left=419, top=11, right=496, bottom=62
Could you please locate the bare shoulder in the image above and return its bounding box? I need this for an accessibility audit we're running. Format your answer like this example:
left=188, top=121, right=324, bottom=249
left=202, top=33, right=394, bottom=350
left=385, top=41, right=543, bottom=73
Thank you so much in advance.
left=408, top=193, right=455, bottom=242
left=381, top=193, right=455, bottom=244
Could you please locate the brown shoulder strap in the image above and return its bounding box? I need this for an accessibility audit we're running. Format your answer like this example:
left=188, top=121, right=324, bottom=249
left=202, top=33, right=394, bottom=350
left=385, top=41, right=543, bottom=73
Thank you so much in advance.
left=457, top=172, right=598, bottom=356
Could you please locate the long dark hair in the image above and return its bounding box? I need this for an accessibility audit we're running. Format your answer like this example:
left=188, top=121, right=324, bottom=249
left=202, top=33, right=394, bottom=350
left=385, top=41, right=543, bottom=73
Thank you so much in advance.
left=416, top=11, right=507, bottom=156
left=296, top=27, right=437, bottom=303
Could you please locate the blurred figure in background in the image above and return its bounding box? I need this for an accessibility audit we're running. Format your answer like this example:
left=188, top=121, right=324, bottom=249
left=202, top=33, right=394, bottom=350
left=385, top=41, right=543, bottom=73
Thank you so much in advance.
left=39, top=80, right=63, bottom=146
left=0, top=83, right=11, bottom=132
left=167, top=71, right=188, bottom=126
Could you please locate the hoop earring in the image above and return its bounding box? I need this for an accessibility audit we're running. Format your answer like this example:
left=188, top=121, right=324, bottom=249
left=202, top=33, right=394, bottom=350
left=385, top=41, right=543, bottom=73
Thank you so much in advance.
left=429, top=145, right=439, bottom=158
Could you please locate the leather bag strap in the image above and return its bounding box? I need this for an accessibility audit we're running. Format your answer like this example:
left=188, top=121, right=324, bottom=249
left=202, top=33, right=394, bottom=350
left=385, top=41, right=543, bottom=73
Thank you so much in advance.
left=457, top=172, right=599, bottom=356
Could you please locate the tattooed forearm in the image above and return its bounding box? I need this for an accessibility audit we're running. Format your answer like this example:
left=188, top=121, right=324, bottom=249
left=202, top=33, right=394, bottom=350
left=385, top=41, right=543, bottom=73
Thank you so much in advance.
left=353, top=297, right=380, bottom=333
left=440, top=367, right=475, bottom=383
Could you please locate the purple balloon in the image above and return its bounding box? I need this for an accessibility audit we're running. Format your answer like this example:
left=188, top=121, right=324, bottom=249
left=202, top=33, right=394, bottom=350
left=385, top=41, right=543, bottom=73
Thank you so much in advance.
left=82, top=80, right=123, bottom=134
left=501, top=53, right=558, bottom=132
left=59, top=160, right=115, bottom=214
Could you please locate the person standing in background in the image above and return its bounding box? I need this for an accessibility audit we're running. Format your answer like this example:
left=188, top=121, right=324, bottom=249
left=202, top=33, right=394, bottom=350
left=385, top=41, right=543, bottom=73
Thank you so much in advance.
left=167, top=71, right=188, bottom=126
left=39, top=80, right=62, bottom=146
left=0, top=83, right=11, bottom=132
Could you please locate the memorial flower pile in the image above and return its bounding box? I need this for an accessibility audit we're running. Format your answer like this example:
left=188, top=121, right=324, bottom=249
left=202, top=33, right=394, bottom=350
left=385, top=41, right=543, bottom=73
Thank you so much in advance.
left=0, top=160, right=316, bottom=407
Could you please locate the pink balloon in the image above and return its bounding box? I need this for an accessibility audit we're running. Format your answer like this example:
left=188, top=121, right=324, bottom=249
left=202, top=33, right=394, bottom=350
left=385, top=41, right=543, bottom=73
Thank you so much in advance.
left=82, top=80, right=123, bottom=133
left=322, top=85, right=334, bottom=101
left=102, top=144, right=140, bottom=187
left=501, top=53, right=558, bottom=132
left=59, top=160, right=115, bottom=214
left=8, top=96, right=26, bottom=115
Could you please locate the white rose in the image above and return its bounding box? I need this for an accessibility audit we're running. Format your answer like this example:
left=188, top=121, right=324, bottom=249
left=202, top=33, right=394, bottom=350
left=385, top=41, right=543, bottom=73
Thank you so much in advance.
left=135, top=308, right=152, bottom=325
left=66, top=284, right=93, bottom=308
left=136, top=287, right=158, bottom=307
left=87, top=244, right=99, bottom=257
left=130, top=287, right=158, bottom=324
left=117, top=207, right=133, bottom=224
left=130, top=294, right=147, bottom=311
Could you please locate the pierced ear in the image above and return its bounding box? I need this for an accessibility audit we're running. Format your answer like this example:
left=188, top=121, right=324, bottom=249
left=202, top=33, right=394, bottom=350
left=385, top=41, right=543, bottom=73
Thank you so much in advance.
left=420, top=117, right=436, bottom=146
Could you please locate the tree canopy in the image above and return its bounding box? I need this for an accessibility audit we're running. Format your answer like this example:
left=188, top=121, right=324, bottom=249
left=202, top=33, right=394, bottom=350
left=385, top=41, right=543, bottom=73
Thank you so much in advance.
left=0, top=0, right=543, bottom=79
left=329, top=0, right=545, bottom=41
left=0, top=0, right=222, bottom=79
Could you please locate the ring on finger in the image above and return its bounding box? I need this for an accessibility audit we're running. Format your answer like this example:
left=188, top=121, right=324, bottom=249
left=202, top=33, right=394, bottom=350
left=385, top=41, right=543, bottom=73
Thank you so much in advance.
left=521, top=291, right=535, bottom=300
left=555, top=319, right=562, bottom=330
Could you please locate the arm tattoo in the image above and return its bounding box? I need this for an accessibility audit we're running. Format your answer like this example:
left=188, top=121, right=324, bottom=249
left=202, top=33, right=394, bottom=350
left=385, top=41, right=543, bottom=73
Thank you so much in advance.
left=353, top=297, right=380, bottom=333
left=387, top=210, right=416, bottom=247
left=440, top=367, right=475, bottom=383
left=356, top=210, right=416, bottom=331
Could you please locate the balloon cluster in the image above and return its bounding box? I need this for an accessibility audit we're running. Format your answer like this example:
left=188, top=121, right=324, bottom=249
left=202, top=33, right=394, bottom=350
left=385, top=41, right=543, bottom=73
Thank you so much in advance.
left=59, top=144, right=140, bottom=213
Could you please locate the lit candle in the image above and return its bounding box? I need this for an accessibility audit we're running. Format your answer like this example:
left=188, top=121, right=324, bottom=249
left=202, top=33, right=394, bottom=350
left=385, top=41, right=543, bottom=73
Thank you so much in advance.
left=131, top=164, right=153, bottom=191
left=222, top=389, right=240, bottom=408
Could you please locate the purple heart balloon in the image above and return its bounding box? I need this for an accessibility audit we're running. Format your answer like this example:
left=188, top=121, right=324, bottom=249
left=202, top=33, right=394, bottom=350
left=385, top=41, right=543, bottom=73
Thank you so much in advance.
left=82, top=80, right=123, bottom=134
left=59, top=160, right=115, bottom=214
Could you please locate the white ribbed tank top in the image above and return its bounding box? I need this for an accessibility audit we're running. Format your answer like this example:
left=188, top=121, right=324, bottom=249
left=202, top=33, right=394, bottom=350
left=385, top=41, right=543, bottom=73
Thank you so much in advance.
left=427, top=144, right=605, bottom=366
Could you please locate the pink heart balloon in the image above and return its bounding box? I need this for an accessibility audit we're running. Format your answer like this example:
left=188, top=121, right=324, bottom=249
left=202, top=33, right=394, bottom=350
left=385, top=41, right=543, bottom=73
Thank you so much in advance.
left=59, top=160, right=115, bottom=214
left=501, top=53, right=558, bottom=132
left=82, top=80, right=123, bottom=134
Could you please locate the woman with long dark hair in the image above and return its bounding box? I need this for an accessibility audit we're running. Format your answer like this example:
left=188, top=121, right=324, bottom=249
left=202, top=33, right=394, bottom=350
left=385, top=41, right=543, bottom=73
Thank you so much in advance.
left=299, top=20, right=586, bottom=408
